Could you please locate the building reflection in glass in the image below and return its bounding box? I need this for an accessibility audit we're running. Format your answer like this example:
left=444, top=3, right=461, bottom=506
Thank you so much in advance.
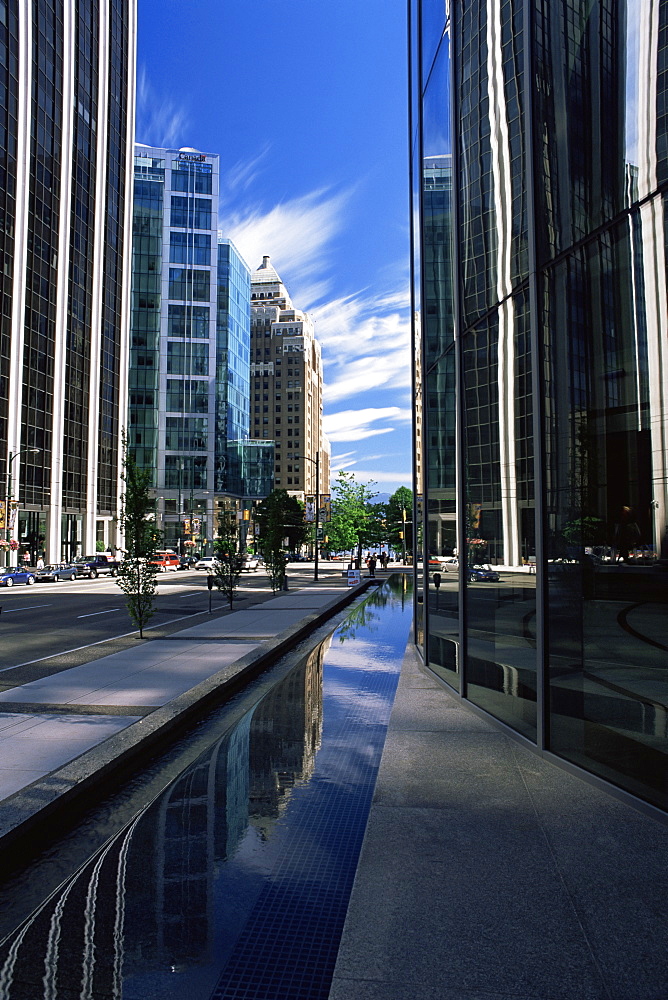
left=411, top=0, right=668, bottom=810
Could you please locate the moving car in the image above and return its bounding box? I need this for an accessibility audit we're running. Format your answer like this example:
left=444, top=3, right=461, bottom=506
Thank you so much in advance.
left=468, top=565, right=500, bottom=583
left=72, top=555, right=119, bottom=578
left=34, top=563, right=79, bottom=582
left=149, top=551, right=180, bottom=572
left=241, top=555, right=260, bottom=572
left=195, top=556, right=218, bottom=571
left=0, top=568, right=36, bottom=587
left=178, top=555, right=199, bottom=570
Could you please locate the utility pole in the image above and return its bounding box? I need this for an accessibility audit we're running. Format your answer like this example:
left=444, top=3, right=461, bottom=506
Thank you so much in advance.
left=298, top=452, right=320, bottom=582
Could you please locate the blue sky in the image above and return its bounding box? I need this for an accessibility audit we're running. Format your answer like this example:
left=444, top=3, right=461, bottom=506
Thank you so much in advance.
left=136, top=0, right=412, bottom=497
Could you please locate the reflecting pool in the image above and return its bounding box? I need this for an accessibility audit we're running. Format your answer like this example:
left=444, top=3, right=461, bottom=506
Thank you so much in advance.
left=0, top=576, right=413, bottom=1000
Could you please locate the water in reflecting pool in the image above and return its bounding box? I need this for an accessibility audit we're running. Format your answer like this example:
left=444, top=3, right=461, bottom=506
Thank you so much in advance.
left=0, top=576, right=413, bottom=1000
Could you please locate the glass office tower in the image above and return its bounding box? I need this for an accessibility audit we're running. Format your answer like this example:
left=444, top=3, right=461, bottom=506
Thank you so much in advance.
left=411, top=0, right=668, bottom=814
left=0, top=0, right=136, bottom=562
left=129, top=146, right=270, bottom=554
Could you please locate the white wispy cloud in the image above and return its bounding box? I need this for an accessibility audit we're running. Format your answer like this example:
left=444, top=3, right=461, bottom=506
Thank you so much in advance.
left=329, top=469, right=413, bottom=485
left=222, top=186, right=351, bottom=298
left=316, top=289, right=411, bottom=404
left=136, top=67, right=190, bottom=149
left=216, top=168, right=413, bottom=485
left=324, top=406, right=411, bottom=443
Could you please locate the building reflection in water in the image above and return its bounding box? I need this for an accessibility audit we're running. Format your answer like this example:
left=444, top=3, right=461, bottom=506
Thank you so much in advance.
left=0, top=640, right=325, bottom=997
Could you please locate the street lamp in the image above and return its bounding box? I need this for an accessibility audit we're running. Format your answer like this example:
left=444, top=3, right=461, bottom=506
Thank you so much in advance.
left=176, top=459, right=185, bottom=556
left=296, top=451, right=320, bottom=582
left=5, top=447, right=40, bottom=566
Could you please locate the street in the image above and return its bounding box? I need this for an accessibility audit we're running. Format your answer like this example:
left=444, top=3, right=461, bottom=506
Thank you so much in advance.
left=0, top=563, right=348, bottom=674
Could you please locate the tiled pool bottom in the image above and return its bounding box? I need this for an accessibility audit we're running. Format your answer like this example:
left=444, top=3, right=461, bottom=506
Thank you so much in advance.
left=0, top=577, right=413, bottom=1000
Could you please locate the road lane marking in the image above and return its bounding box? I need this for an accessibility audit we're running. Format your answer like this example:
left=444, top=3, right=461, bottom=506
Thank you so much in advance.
left=0, top=604, right=52, bottom=613
left=0, top=610, right=210, bottom=671
left=77, top=609, right=121, bottom=618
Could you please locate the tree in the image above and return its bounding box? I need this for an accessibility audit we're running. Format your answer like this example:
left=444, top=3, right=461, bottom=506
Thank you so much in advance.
left=386, top=487, right=413, bottom=553
left=116, top=438, right=161, bottom=638
left=329, top=472, right=378, bottom=566
left=255, top=490, right=308, bottom=590
left=361, top=502, right=387, bottom=549
left=214, top=510, right=244, bottom=609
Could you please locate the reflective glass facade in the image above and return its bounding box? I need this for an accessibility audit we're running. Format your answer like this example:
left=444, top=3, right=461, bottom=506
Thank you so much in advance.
left=411, top=0, right=668, bottom=812
left=1, top=0, right=135, bottom=562
left=129, top=148, right=271, bottom=554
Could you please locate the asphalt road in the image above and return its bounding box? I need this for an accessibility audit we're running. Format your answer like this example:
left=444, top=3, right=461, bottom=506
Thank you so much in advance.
left=0, top=570, right=256, bottom=672
left=0, top=563, right=348, bottom=675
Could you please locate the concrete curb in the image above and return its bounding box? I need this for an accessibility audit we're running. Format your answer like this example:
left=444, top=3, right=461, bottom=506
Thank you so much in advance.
left=0, top=580, right=374, bottom=863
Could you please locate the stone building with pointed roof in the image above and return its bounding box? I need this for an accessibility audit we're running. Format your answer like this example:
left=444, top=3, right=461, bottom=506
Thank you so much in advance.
left=250, top=257, right=330, bottom=502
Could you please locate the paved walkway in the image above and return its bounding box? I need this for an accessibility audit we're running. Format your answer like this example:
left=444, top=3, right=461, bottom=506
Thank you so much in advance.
left=329, top=641, right=668, bottom=1000
left=0, top=575, right=354, bottom=806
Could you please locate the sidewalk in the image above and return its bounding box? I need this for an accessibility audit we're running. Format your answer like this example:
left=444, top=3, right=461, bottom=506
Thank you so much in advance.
left=329, top=641, right=668, bottom=1000
left=0, top=570, right=367, bottom=856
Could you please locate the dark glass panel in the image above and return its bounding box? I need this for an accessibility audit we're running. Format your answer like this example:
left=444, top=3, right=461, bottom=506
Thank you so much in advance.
left=544, top=206, right=668, bottom=810
left=463, top=295, right=537, bottom=739
left=533, top=0, right=628, bottom=265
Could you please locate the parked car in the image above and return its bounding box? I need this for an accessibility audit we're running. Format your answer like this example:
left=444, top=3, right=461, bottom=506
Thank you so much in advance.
left=468, top=565, right=500, bottom=583
left=148, top=551, right=180, bottom=572
left=0, top=568, right=36, bottom=587
left=34, top=563, right=79, bottom=582
left=195, top=556, right=218, bottom=571
left=71, top=555, right=119, bottom=579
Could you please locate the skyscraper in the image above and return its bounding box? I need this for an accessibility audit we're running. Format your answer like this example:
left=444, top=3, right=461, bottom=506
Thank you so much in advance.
left=249, top=257, right=329, bottom=500
left=0, top=0, right=136, bottom=562
left=129, top=144, right=269, bottom=554
left=411, top=1, right=668, bottom=815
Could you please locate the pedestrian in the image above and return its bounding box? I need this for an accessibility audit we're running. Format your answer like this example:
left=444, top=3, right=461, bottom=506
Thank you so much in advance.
left=368, top=555, right=377, bottom=577
left=36, top=554, right=44, bottom=570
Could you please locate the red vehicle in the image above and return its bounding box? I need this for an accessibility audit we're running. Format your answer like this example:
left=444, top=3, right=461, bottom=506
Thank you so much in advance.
left=149, top=551, right=180, bottom=572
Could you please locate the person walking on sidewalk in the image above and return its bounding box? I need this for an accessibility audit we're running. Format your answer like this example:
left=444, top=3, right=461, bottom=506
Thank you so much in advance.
left=368, top=555, right=377, bottom=577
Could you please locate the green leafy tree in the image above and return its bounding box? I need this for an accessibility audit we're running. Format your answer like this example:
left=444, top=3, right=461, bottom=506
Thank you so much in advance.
left=116, top=439, right=161, bottom=638
left=386, top=487, right=413, bottom=554
left=255, top=490, right=308, bottom=590
left=329, top=472, right=378, bottom=567
left=214, top=511, right=244, bottom=609
left=361, top=502, right=388, bottom=549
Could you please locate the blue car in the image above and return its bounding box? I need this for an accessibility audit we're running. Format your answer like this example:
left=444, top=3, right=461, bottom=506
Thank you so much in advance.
left=468, top=565, right=500, bottom=583
left=34, top=563, right=79, bottom=582
left=0, top=568, right=36, bottom=587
